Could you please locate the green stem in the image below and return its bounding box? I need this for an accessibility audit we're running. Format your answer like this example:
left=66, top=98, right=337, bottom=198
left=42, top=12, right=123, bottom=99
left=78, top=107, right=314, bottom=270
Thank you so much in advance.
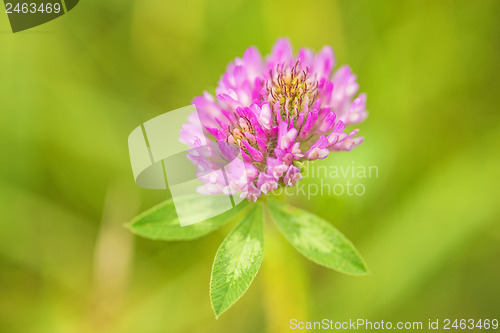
left=260, top=202, right=309, bottom=333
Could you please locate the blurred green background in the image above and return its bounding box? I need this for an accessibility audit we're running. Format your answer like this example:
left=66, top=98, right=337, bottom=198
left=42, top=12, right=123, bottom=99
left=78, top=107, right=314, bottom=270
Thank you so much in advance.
left=1, top=0, right=499, bottom=332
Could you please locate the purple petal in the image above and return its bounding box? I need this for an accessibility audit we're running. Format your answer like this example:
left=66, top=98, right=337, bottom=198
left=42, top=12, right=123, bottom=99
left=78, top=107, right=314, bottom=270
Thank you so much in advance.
left=313, top=46, right=335, bottom=80
left=284, top=165, right=302, bottom=187
left=296, top=47, right=314, bottom=69
left=257, top=172, right=279, bottom=194
left=269, top=38, right=294, bottom=68
left=242, top=140, right=265, bottom=162
left=242, top=46, right=264, bottom=81
left=317, top=111, right=337, bottom=133
left=256, top=137, right=268, bottom=153
left=279, top=128, right=298, bottom=149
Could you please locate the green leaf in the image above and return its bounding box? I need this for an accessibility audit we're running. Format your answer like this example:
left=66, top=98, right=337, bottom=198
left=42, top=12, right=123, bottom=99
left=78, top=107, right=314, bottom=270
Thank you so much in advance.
left=267, top=199, right=368, bottom=275
left=210, top=203, right=264, bottom=317
left=127, top=198, right=248, bottom=241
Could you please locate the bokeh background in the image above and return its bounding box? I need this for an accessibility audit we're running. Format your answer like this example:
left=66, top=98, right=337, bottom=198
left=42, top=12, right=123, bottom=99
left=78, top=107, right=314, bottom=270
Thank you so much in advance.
left=1, top=0, right=499, bottom=332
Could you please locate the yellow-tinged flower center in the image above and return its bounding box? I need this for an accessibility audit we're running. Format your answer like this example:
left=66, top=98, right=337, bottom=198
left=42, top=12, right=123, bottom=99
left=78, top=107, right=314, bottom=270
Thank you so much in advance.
left=265, top=61, right=318, bottom=118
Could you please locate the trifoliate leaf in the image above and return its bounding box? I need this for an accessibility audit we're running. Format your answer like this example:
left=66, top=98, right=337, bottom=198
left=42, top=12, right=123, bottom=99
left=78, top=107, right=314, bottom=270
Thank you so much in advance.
left=267, top=199, right=368, bottom=275
left=128, top=198, right=248, bottom=241
left=210, top=203, right=264, bottom=317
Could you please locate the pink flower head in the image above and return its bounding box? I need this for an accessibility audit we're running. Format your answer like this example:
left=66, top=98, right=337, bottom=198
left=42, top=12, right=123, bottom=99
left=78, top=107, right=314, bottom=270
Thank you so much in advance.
left=181, top=39, right=367, bottom=201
